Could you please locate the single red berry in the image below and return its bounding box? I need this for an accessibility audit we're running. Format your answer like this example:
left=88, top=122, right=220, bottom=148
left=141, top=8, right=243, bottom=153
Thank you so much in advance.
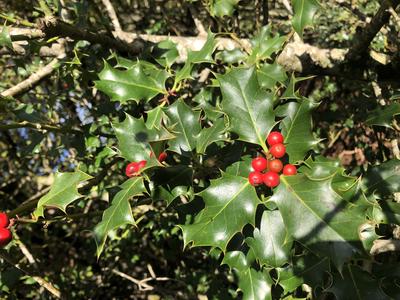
left=267, top=131, right=284, bottom=146
left=137, top=160, right=147, bottom=170
left=251, top=157, right=268, bottom=172
left=269, top=143, right=286, bottom=158
left=263, top=171, right=280, bottom=188
left=0, top=213, right=9, bottom=228
left=268, top=159, right=283, bottom=173
left=283, top=164, right=297, bottom=176
left=125, top=162, right=139, bottom=177
left=158, top=152, right=167, bottom=162
left=248, top=172, right=263, bottom=186
left=0, top=228, right=12, bottom=247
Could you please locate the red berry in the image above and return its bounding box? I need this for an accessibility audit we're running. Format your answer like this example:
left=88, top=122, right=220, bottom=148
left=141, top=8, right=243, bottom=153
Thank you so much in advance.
left=137, top=160, right=147, bottom=170
left=251, top=157, right=268, bottom=172
left=158, top=152, right=167, bottom=162
left=269, top=143, right=286, bottom=158
left=0, top=213, right=9, bottom=228
left=267, top=131, right=284, bottom=146
left=0, top=228, right=12, bottom=247
left=263, top=171, right=280, bottom=188
left=283, top=164, right=297, bottom=176
left=268, top=159, right=283, bottom=173
left=248, top=172, right=263, bottom=186
left=125, top=162, right=139, bottom=177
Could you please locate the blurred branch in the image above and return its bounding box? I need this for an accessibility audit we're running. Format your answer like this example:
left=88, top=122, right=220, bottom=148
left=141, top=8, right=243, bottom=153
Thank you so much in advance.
left=101, top=0, right=122, bottom=33
left=0, top=57, right=64, bottom=98
left=346, top=0, right=400, bottom=62
left=0, top=250, right=61, bottom=298
left=370, top=239, right=400, bottom=255
left=0, top=121, right=83, bottom=135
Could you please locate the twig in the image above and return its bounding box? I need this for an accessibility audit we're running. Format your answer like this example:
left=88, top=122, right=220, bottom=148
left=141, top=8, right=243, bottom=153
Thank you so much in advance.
left=101, top=0, right=122, bottom=33
left=346, top=0, right=400, bottom=62
left=0, top=250, right=61, bottom=298
left=112, top=269, right=154, bottom=291
left=0, top=121, right=83, bottom=135
left=391, top=139, right=400, bottom=159
left=370, top=239, right=400, bottom=255
left=0, top=58, right=63, bottom=98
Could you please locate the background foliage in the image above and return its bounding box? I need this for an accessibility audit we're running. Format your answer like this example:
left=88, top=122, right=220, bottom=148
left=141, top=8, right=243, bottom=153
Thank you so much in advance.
left=0, top=0, right=400, bottom=299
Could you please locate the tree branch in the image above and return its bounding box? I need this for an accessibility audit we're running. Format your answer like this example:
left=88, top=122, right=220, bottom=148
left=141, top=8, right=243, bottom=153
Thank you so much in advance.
left=0, top=57, right=63, bottom=98
left=370, top=239, right=400, bottom=255
left=101, top=0, right=122, bottom=33
left=0, top=121, right=83, bottom=135
left=346, top=0, right=400, bottom=62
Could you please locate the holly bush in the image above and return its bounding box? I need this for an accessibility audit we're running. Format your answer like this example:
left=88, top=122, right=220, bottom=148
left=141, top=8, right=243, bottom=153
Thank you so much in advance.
left=1, top=0, right=400, bottom=299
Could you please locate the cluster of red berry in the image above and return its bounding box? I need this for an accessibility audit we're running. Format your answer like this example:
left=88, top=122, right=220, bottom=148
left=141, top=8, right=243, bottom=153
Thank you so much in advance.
left=0, top=212, right=12, bottom=247
left=248, top=132, right=297, bottom=188
left=125, top=152, right=167, bottom=177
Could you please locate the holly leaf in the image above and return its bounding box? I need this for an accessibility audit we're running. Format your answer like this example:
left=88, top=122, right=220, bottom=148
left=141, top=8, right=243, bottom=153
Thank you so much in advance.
left=365, top=103, right=400, bottom=129
left=94, top=177, right=146, bottom=257
left=248, top=26, right=286, bottom=64
left=270, top=173, right=366, bottom=270
left=226, top=155, right=253, bottom=178
left=257, top=63, right=288, bottom=89
left=196, top=117, right=227, bottom=153
left=246, top=210, right=293, bottom=267
left=362, top=159, right=400, bottom=198
left=277, top=98, right=319, bottom=162
left=112, top=113, right=174, bottom=163
left=291, top=0, right=320, bottom=39
left=210, top=0, right=240, bottom=17
left=0, top=26, right=13, bottom=49
left=34, top=170, right=92, bottom=218
left=180, top=173, right=260, bottom=251
left=174, top=31, right=216, bottom=84
left=217, top=67, right=275, bottom=152
left=153, top=39, right=179, bottom=67
left=277, top=254, right=329, bottom=294
left=299, top=156, right=341, bottom=180
left=165, top=100, right=201, bottom=154
left=223, top=251, right=273, bottom=300
left=238, top=268, right=273, bottom=300
left=95, top=61, right=169, bottom=103
left=327, top=265, right=391, bottom=300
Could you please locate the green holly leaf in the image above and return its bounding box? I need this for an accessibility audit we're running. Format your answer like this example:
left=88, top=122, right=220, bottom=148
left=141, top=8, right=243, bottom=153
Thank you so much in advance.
left=226, top=155, right=253, bottom=178
left=165, top=100, right=201, bottom=154
left=257, top=63, right=288, bottom=89
left=180, top=173, right=260, bottom=251
left=291, top=0, right=320, bottom=39
left=270, top=173, right=366, bottom=270
left=248, top=26, right=286, bottom=64
left=277, top=254, right=329, bottom=294
left=95, top=61, right=169, bottom=103
left=174, top=31, right=216, bottom=84
left=217, top=67, right=275, bottom=152
left=238, top=268, right=273, bottom=300
left=112, top=113, right=174, bottom=163
left=362, top=159, right=400, bottom=198
left=196, top=117, right=227, bottom=153
left=277, top=98, right=319, bottom=162
left=94, top=177, right=146, bottom=257
left=327, top=265, right=391, bottom=300
left=151, top=165, right=194, bottom=206
left=0, top=26, right=13, bottom=49
left=210, top=0, right=240, bottom=17
left=216, top=48, right=246, bottom=64
left=299, top=156, right=341, bottom=180
left=153, top=39, right=179, bottom=67
left=193, top=88, right=222, bottom=121
left=246, top=210, right=293, bottom=267
left=34, top=170, right=92, bottom=218
left=365, top=103, right=400, bottom=129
